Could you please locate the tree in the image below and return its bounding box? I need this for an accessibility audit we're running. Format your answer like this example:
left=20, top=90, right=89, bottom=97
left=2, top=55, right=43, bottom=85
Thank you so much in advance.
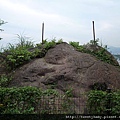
left=0, top=19, right=7, bottom=40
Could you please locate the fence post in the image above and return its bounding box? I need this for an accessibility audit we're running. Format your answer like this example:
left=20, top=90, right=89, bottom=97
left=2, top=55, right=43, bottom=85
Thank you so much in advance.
left=42, top=22, right=44, bottom=44
left=92, top=21, right=96, bottom=45
left=106, top=88, right=111, bottom=115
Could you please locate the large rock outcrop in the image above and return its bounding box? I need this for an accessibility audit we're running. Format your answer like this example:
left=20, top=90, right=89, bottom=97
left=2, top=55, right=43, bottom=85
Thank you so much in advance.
left=8, top=42, right=120, bottom=113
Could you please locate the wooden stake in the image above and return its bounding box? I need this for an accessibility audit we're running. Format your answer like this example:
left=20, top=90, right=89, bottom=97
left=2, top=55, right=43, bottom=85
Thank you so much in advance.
left=42, top=22, right=44, bottom=44
left=92, top=21, right=96, bottom=44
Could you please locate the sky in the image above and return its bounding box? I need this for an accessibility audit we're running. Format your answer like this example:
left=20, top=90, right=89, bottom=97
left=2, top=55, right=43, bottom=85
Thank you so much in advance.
left=0, top=0, right=120, bottom=48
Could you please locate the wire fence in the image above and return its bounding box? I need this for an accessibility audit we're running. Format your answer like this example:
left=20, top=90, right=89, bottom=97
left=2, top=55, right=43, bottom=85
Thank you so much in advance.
left=35, top=89, right=114, bottom=115
left=35, top=93, right=88, bottom=114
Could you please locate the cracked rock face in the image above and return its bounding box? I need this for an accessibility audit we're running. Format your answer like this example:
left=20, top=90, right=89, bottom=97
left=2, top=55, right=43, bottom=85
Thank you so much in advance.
left=8, top=42, right=120, bottom=113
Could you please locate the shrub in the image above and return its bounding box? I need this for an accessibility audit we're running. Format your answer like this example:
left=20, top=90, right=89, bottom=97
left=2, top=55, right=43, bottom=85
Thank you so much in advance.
left=43, top=39, right=56, bottom=50
left=6, top=48, right=32, bottom=70
left=69, top=41, right=79, bottom=48
left=87, top=90, right=120, bottom=114
left=87, top=90, right=107, bottom=114
left=2, top=35, right=35, bottom=70
left=0, top=87, right=73, bottom=114
left=0, top=87, right=42, bottom=114
left=91, top=48, right=116, bottom=66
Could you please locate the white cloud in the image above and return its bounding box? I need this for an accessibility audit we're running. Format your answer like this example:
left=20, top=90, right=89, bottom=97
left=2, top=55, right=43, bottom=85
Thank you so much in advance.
left=97, top=21, right=114, bottom=32
left=1, top=0, right=120, bottom=47
left=0, top=0, right=75, bottom=30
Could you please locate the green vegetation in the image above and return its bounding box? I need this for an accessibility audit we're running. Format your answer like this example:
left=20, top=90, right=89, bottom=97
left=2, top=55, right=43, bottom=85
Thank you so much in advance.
left=0, top=75, right=12, bottom=87
left=0, top=35, right=120, bottom=115
left=0, top=19, right=7, bottom=40
left=1, top=85, right=120, bottom=114
left=65, top=88, right=73, bottom=97
left=69, top=40, right=119, bottom=66
left=0, top=87, right=73, bottom=114
left=87, top=90, right=120, bottom=114
left=0, top=36, right=63, bottom=70
left=2, top=35, right=34, bottom=70
left=92, top=47, right=113, bottom=64
left=69, top=41, right=87, bottom=53
left=0, top=87, right=42, bottom=114
left=0, top=36, right=118, bottom=71
left=43, top=39, right=57, bottom=50
left=6, top=49, right=32, bottom=70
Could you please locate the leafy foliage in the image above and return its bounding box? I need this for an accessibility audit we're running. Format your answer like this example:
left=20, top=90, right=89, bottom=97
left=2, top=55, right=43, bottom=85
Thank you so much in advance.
left=87, top=90, right=107, bottom=114
left=69, top=41, right=87, bottom=53
left=0, top=87, right=73, bottom=114
left=34, top=38, right=63, bottom=57
left=69, top=40, right=119, bottom=66
left=69, top=41, right=80, bottom=48
left=6, top=48, right=32, bottom=70
left=0, top=19, right=7, bottom=40
left=87, top=90, right=120, bottom=114
left=0, top=87, right=42, bottom=114
left=0, top=75, right=12, bottom=87
left=0, top=19, right=7, bottom=27
left=1, top=37, right=65, bottom=70
left=65, top=88, right=73, bottom=97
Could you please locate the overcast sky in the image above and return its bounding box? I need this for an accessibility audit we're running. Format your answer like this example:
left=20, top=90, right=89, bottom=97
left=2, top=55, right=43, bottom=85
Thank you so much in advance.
left=0, top=0, right=120, bottom=48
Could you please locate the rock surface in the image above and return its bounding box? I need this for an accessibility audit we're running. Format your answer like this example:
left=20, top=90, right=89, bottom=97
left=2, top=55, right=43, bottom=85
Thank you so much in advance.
left=8, top=42, right=120, bottom=113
